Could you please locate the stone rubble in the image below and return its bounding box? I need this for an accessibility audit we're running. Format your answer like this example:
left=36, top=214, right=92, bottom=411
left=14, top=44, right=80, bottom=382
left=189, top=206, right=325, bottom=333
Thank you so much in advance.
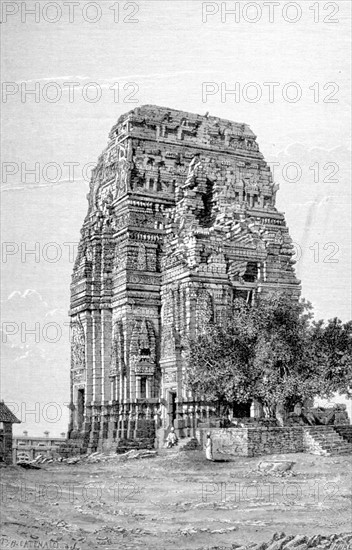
left=196, top=532, right=352, bottom=550
left=16, top=448, right=157, bottom=466
left=257, top=460, right=295, bottom=475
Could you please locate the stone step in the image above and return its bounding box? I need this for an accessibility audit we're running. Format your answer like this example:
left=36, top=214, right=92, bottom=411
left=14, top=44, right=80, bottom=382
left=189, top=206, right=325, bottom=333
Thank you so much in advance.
left=334, top=425, right=352, bottom=443
left=322, top=445, right=352, bottom=450
left=305, top=426, right=335, bottom=433
left=158, top=436, right=199, bottom=454
left=304, top=426, right=352, bottom=455
left=314, top=437, right=344, bottom=445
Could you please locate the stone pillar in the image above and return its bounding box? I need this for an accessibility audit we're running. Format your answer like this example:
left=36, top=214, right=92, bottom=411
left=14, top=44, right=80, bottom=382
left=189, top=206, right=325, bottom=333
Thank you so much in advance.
left=82, top=311, right=93, bottom=446
left=146, top=378, right=151, bottom=399
left=101, top=309, right=112, bottom=403
left=119, top=372, right=124, bottom=402
left=92, top=310, right=102, bottom=404
left=106, top=399, right=116, bottom=448
left=99, top=310, right=112, bottom=447
left=88, top=404, right=101, bottom=452
left=118, top=403, right=128, bottom=440
left=98, top=403, right=110, bottom=451
left=130, top=366, right=136, bottom=402
left=127, top=403, right=136, bottom=439
left=90, top=310, right=102, bottom=448
left=68, top=375, right=74, bottom=435
left=135, top=376, right=141, bottom=399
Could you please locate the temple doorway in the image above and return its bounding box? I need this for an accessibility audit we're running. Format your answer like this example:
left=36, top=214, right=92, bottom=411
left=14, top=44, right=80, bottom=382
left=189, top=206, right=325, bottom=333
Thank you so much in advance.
left=77, top=388, right=85, bottom=430
left=168, top=391, right=177, bottom=426
left=232, top=401, right=251, bottom=418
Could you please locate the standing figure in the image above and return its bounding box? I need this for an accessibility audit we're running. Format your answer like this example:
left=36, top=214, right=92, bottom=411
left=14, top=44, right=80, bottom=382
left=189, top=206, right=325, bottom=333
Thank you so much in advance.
left=205, top=432, right=213, bottom=461
left=166, top=427, right=178, bottom=448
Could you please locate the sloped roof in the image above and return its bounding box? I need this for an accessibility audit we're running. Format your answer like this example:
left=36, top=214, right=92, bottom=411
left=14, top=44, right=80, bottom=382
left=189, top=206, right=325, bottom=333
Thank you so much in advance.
left=0, top=401, right=21, bottom=423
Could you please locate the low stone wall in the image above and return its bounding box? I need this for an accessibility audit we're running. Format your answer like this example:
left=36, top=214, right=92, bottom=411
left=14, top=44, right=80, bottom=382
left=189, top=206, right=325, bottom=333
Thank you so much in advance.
left=196, top=427, right=305, bottom=458
left=197, top=428, right=249, bottom=458
left=248, top=427, right=304, bottom=456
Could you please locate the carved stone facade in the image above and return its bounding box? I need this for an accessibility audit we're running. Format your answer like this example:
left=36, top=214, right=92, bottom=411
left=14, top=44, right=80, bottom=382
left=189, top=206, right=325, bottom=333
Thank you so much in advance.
left=69, top=105, right=300, bottom=450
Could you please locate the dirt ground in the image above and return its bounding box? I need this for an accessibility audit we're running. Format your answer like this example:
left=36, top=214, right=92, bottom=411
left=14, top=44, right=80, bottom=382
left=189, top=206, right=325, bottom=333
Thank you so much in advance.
left=1, top=451, right=351, bottom=550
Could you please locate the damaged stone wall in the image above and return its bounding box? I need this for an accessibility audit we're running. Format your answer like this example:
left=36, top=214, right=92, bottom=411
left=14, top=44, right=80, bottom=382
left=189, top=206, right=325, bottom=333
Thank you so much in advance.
left=197, top=427, right=304, bottom=458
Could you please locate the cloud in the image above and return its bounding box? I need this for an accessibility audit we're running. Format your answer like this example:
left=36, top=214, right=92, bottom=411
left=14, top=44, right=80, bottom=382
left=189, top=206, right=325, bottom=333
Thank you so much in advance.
left=7, top=288, right=48, bottom=308
left=16, top=70, right=198, bottom=85
left=45, top=308, right=66, bottom=319
left=1, top=178, right=89, bottom=193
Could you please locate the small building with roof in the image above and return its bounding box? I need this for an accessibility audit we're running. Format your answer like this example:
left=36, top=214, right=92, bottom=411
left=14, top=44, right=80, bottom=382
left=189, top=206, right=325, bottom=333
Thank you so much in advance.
left=0, top=400, right=21, bottom=464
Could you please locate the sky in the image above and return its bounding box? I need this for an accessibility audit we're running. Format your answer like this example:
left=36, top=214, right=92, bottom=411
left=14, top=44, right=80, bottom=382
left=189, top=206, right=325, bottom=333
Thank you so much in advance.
left=1, top=0, right=351, bottom=435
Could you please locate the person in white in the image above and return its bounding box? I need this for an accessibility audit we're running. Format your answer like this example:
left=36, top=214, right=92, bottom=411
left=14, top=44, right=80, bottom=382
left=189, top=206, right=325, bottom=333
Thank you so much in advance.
left=205, top=432, right=213, bottom=461
left=166, top=427, right=178, bottom=448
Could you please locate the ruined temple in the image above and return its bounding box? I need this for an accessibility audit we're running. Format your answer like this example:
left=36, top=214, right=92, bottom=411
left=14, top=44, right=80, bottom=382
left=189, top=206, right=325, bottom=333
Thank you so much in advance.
left=68, top=105, right=300, bottom=451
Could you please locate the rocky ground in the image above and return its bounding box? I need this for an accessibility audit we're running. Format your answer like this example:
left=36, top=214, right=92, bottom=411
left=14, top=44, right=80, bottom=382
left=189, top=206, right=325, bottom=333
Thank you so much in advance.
left=1, top=450, right=351, bottom=550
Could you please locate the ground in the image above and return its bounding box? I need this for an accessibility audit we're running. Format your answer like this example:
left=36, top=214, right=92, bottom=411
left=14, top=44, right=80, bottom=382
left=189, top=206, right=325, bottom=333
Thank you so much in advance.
left=1, top=450, right=351, bottom=550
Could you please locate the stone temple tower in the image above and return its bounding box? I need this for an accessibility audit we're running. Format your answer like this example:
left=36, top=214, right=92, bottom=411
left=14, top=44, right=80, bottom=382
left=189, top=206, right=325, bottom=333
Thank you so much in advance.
left=68, top=105, right=300, bottom=451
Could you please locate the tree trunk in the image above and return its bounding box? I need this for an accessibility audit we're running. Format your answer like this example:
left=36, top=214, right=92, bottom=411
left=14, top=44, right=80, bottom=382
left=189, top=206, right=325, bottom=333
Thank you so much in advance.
left=216, top=400, right=229, bottom=426
left=275, top=403, right=287, bottom=426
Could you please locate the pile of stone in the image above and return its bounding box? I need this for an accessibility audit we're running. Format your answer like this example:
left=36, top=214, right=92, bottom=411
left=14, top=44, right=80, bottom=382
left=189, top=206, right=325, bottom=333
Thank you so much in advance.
left=16, top=453, right=49, bottom=469
left=180, top=437, right=200, bottom=451
left=17, top=448, right=157, bottom=467
left=61, top=449, right=157, bottom=464
left=84, top=449, right=157, bottom=463
left=115, top=438, right=155, bottom=454
left=228, top=532, right=352, bottom=550
left=256, top=460, right=295, bottom=477
left=201, top=533, right=352, bottom=550
left=182, top=525, right=238, bottom=536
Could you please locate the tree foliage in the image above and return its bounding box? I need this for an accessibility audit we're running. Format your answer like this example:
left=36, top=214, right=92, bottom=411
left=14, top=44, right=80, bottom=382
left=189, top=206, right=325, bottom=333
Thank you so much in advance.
left=184, top=293, right=352, bottom=415
left=310, top=317, right=352, bottom=397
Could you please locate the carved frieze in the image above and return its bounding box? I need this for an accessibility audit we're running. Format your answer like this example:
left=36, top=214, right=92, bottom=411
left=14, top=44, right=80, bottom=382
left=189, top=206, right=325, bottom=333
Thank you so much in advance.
left=161, top=325, right=175, bottom=357
left=71, top=320, right=86, bottom=385
left=130, top=319, right=157, bottom=375
left=110, top=320, right=125, bottom=377
left=164, top=371, right=177, bottom=384
left=195, top=290, right=214, bottom=332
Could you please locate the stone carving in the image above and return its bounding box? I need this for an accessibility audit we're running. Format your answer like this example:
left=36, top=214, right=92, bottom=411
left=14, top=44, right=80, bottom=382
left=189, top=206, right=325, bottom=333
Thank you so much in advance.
left=130, top=319, right=157, bottom=375
left=164, top=371, right=177, bottom=384
left=71, top=321, right=85, bottom=370
left=72, top=369, right=85, bottom=384
left=71, top=320, right=86, bottom=385
left=88, top=157, right=104, bottom=213
left=110, top=320, right=125, bottom=377
left=228, top=260, right=248, bottom=284
left=161, top=325, right=175, bottom=357
left=135, top=363, right=155, bottom=376
left=137, top=243, right=147, bottom=270
left=183, top=154, right=202, bottom=189
left=195, top=290, right=214, bottom=333
left=162, top=289, right=173, bottom=323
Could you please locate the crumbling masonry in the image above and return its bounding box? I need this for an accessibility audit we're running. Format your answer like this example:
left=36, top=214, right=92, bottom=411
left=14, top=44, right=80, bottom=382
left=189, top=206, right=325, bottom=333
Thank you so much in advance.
left=68, top=105, right=300, bottom=451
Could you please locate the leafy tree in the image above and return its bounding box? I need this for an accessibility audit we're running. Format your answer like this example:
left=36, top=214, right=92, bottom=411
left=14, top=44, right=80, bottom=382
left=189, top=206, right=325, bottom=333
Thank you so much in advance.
left=309, top=318, right=352, bottom=398
left=184, top=306, right=256, bottom=417
left=184, top=293, right=351, bottom=420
